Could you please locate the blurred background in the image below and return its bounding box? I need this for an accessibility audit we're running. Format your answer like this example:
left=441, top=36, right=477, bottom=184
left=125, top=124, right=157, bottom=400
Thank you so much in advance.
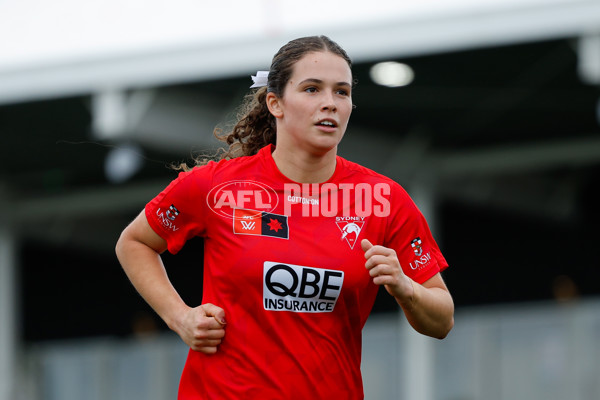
left=1, top=0, right=600, bottom=399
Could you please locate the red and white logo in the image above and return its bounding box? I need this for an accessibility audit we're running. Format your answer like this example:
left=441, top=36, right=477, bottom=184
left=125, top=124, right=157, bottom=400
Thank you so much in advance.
left=233, top=208, right=289, bottom=239
left=335, top=216, right=365, bottom=249
left=411, top=237, right=423, bottom=256
left=207, top=180, right=278, bottom=219
left=409, top=237, right=432, bottom=270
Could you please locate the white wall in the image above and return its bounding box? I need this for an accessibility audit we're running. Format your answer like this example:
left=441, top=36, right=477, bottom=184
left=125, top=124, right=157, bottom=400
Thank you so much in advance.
left=1, top=0, right=599, bottom=104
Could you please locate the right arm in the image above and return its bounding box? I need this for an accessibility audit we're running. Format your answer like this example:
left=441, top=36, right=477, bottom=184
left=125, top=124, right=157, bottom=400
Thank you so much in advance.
left=115, top=210, right=226, bottom=354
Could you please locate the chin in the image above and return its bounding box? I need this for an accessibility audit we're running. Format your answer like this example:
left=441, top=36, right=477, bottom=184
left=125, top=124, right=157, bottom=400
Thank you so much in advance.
left=308, top=140, right=339, bottom=156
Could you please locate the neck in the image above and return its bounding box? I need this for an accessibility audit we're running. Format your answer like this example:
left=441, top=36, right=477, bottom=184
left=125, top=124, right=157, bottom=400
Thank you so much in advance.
left=271, top=146, right=337, bottom=184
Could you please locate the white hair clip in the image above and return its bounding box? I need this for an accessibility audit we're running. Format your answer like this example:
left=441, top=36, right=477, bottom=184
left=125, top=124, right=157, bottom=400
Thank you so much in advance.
left=250, top=71, right=269, bottom=88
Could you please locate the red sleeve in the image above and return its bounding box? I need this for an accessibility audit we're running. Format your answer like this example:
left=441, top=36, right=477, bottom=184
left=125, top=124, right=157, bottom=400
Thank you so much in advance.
left=145, top=163, right=215, bottom=254
left=384, top=182, right=449, bottom=284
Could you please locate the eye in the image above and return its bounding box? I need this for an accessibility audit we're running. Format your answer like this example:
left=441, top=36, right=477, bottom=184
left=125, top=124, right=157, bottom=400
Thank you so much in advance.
left=304, top=86, right=318, bottom=93
left=336, top=88, right=350, bottom=96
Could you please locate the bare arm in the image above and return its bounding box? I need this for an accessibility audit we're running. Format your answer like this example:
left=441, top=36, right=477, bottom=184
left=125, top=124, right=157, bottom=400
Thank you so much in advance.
left=362, top=239, right=454, bottom=339
left=398, top=273, right=454, bottom=339
left=115, top=210, right=226, bottom=353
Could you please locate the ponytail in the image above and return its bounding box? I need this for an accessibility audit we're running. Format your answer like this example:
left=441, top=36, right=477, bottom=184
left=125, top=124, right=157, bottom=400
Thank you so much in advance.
left=214, top=86, right=276, bottom=160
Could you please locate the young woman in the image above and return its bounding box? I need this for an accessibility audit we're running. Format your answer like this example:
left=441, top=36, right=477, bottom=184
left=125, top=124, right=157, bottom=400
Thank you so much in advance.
left=116, top=35, right=454, bottom=399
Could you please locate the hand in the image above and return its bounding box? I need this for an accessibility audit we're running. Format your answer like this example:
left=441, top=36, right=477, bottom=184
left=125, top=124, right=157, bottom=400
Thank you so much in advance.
left=175, top=303, right=227, bottom=354
left=361, top=239, right=414, bottom=302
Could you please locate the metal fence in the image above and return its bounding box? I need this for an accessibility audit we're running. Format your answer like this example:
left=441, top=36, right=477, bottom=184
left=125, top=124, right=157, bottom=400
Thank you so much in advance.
left=20, top=298, right=600, bottom=400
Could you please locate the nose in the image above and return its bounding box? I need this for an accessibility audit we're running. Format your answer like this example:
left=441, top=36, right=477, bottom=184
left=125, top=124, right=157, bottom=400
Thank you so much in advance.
left=321, top=92, right=337, bottom=112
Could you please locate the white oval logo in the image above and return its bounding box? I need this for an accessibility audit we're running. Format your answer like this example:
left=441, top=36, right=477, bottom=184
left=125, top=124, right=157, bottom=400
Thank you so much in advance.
left=206, top=180, right=279, bottom=219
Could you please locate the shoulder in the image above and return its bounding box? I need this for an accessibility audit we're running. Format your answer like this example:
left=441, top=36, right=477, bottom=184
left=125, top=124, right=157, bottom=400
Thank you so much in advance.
left=337, top=156, right=402, bottom=188
left=185, top=151, right=264, bottom=182
left=336, top=156, right=416, bottom=207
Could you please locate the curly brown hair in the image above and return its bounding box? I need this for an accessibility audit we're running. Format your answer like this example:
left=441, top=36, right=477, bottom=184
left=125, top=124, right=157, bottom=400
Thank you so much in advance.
left=193, top=35, right=352, bottom=166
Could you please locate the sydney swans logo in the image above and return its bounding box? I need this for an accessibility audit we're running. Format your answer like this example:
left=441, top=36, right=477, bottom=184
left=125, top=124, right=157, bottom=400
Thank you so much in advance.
left=336, top=217, right=365, bottom=249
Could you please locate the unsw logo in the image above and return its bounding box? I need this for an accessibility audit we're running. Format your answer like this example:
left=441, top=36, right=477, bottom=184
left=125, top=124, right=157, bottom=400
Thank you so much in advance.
left=155, top=204, right=180, bottom=232
left=411, top=237, right=423, bottom=256
left=263, top=262, right=344, bottom=313
left=409, top=237, right=432, bottom=270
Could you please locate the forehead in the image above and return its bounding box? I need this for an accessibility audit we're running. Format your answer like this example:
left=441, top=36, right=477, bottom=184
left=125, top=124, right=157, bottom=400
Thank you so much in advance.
left=289, top=51, right=352, bottom=83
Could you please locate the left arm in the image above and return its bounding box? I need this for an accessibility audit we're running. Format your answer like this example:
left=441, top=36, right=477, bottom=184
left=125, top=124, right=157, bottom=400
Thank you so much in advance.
left=362, top=239, right=454, bottom=339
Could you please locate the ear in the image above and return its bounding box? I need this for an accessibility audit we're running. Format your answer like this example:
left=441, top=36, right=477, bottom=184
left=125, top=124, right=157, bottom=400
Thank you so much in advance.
left=266, top=92, right=284, bottom=119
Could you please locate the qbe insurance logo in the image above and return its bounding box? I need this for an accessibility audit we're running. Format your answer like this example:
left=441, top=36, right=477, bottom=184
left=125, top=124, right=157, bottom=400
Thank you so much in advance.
left=263, top=262, right=344, bottom=313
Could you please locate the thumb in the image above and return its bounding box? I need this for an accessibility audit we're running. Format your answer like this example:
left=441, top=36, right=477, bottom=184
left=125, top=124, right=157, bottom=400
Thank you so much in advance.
left=200, top=303, right=227, bottom=325
left=361, top=238, right=373, bottom=253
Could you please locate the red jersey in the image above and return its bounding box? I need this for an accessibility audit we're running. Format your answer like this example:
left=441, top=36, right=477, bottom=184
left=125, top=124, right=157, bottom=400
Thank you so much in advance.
left=145, top=144, right=448, bottom=399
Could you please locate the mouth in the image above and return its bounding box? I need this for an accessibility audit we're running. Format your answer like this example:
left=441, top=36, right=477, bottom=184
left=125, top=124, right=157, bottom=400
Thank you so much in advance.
left=315, top=119, right=338, bottom=128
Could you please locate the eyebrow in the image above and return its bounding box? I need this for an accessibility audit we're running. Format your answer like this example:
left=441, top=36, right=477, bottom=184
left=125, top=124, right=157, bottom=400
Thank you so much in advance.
left=298, top=78, right=352, bottom=88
